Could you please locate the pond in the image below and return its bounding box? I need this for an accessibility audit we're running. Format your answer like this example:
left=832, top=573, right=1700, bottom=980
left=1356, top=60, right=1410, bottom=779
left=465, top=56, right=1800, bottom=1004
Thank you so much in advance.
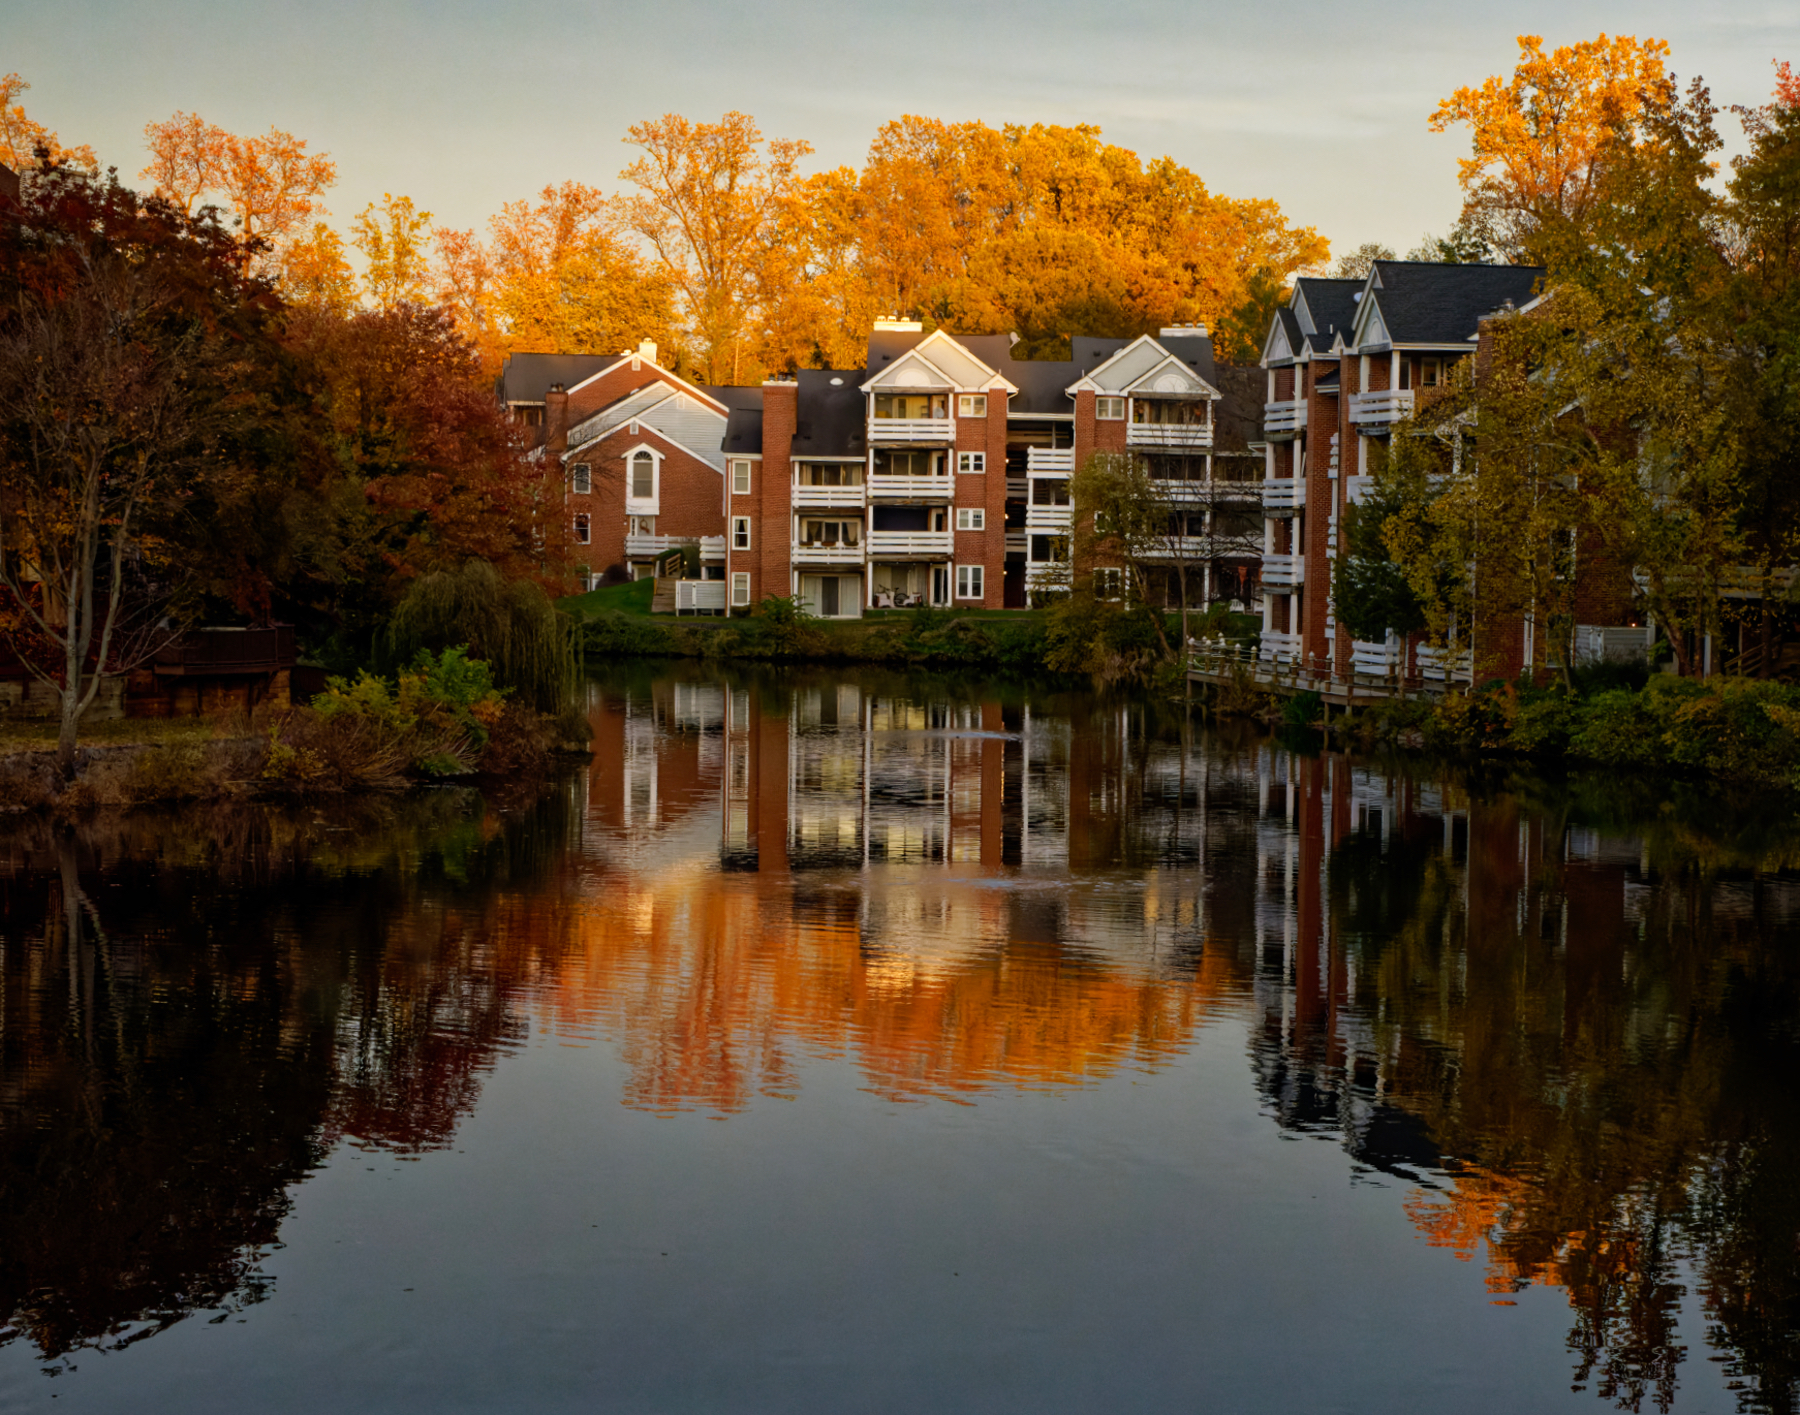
left=1, top=662, right=1797, bottom=1414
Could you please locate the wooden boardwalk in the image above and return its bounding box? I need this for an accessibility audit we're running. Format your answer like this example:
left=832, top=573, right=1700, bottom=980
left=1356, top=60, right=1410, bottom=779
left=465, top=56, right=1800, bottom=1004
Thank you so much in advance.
left=1184, top=643, right=1471, bottom=706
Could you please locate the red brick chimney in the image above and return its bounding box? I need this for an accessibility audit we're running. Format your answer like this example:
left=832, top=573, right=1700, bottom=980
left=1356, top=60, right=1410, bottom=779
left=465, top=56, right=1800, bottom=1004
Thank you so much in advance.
left=544, top=382, right=570, bottom=456
left=757, top=380, right=797, bottom=606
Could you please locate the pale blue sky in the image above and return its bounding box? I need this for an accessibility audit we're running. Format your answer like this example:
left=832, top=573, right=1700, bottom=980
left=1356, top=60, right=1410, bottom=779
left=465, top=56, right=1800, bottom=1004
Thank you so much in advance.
left=9, top=0, right=1796, bottom=259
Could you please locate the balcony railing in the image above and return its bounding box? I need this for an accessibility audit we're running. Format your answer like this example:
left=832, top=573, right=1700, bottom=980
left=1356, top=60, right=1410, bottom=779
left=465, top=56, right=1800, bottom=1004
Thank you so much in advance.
left=1344, top=475, right=1375, bottom=506
left=1263, top=399, right=1306, bottom=440
left=867, top=530, right=953, bottom=558
left=1139, top=536, right=1216, bottom=560
left=867, top=474, right=953, bottom=499
left=792, top=541, right=866, bottom=565
left=792, top=482, right=865, bottom=508
left=1261, top=553, right=1304, bottom=591
left=1026, top=446, right=1075, bottom=473
left=699, top=535, right=726, bottom=563
left=1348, top=389, right=1415, bottom=428
left=624, top=533, right=679, bottom=558
left=1005, top=530, right=1027, bottom=556
left=1006, top=476, right=1028, bottom=499
left=1025, top=504, right=1073, bottom=534
left=1258, top=630, right=1302, bottom=666
left=868, top=418, right=955, bottom=444
left=152, top=625, right=296, bottom=677
left=1262, top=478, right=1305, bottom=516
left=1127, top=422, right=1213, bottom=450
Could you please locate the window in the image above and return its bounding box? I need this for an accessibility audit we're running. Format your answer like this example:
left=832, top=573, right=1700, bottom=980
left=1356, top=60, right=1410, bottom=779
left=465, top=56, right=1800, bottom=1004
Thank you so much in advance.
left=957, top=451, right=986, bottom=475
left=872, top=450, right=941, bottom=478
left=1029, top=478, right=1071, bottom=507
left=1422, top=358, right=1445, bottom=388
left=731, top=516, right=752, bottom=550
left=800, top=518, right=860, bottom=547
left=873, top=393, right=948, bottom=419
left=1029, top=534, right=1069, bottom=563
left=514, top=404, right=544, bottom=427
left=573, top=514, right=591, bottom=545
left=1095, top=567, right=1125, bottom=601
left=731, top=459, right=752, bottom=495
left=1131, top=399, right=1205, bottom=424
left=958, top=394, right=987, bottom=418
left=630, top=450, right=655, bottom=500
left=1096, top=396, right=1125, bottom=420
left=570, top=462, right=591, bottom=494
left=731, top=572, right=752, bottom=607
left=956, top=508, right=985, bottom=532
left=797, top=462, right=862, bottom=486
left=956, top=564, right=984, bottom=599
left=1398, top=360, right=1412, bottom=391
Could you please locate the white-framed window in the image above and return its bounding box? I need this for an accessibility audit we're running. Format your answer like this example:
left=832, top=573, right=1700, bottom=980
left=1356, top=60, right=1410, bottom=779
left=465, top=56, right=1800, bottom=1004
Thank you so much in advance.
left=630, top=449, right=656, bottom=500
left=958, top=394, right=987, bottom=418
left=955, top=564, right=984, bottom=599
left=956, top=508, right=985, bottom=531
left=731, top=572, right=752, bottom=607
left=1422, top=357, right=1444, bottom=388
left=570, top=462, right=591, bottom=494
left=1096, top=396, right=1125, bottom=420
left=731, top=459, right=752, bottom=495
left=1095, top=566, right=1125, bottom=601
left=731, top=516, right=752, bottom=550
left=957, top=451, right=985, bottom=475
left=573, top=514, right=591, bottom=545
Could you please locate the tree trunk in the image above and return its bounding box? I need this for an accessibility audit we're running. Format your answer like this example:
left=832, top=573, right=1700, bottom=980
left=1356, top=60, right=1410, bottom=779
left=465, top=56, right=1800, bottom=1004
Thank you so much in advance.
left=56, top=684, right=81, bottom=782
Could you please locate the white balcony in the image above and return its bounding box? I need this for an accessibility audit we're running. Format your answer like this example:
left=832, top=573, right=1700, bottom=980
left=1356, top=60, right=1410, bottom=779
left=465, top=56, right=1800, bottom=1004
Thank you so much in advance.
left=1025, top=563, right=1070, bottom=592
left=866, top=530, right=953, bottom=558
left=624, top=533, right=679, bottom=558
left=1262, top=478, right=1305, bottom=516
left=868, top=474, right=953, bottom=500
left=1127, top=421, right=1213, bottom=450
left=1348, top=389, right=1415, bottom=429
left=1263, top=399, right=1307, bottom=440
left=1004, top=530, right=1027, bottom=556
left=1417, top=645, right=1473, bottom=684
left=1006, top=476, right=1028, bottom=498
left=699, top=535, right=726, bottom=563
left=1259, top=630, right=1302, bottom=665
left=1025, top=504, right=1073, bottom=535
left=792, top=482, right=865, bottom=508
left=1344, top=475, right=1375, bottom=505
left=1351, top=638, right=1398, bottom=678
left=1261, top=553, right=1304, bottom=591
left=1139, top=536, right=1213, bottom=560
left=1149, top=478, right=1212, bottom=504
left=1027, top=446, right=1075, bottom=473
left=1210, top=477, right=1264, bottom=502
left=868, top=417, right=955, bottom=444
left=793, top=541, right=866, bottom=566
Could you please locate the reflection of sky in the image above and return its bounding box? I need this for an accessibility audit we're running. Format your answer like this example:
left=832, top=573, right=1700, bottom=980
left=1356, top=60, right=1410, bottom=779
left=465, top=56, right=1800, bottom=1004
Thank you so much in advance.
left=13, top=1, right=1793, bottom=259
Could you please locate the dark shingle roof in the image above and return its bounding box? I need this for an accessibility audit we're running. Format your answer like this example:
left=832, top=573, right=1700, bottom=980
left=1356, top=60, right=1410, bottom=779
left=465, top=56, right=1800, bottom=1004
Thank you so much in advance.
left=1366, top=261, right=1545, bottom=346
left=1294, top=278, right=1362, bottom=348
left=793, top=370, right=867, bottom=457
left=699, top=385, right=767, bottom=413
left=1158, top=334, right=1217, bottom=388
left=723, top=406, right=763, bottom=456
left=495, top=352, right=617, bottom=405
left=1270, top=309, right=1304, bottom=364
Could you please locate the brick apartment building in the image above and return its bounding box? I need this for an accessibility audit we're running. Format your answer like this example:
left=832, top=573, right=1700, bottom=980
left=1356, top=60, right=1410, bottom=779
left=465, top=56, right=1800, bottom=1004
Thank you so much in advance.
left=503, top=321, right=1263, bottom=616
left=1258, top=261, right=1547, bottom=679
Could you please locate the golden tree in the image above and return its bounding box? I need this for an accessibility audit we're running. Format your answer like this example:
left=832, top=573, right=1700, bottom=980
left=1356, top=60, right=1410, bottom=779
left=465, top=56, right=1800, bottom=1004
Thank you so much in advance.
left=1430, top=33, right=1676, bottom=261
left=140, top=112, right=336, bottom=254
left=0, top=73, right=95, bottom=173
left=281, top=221, right=358, bottom=314
left=351, top=194, right=433, bottom=310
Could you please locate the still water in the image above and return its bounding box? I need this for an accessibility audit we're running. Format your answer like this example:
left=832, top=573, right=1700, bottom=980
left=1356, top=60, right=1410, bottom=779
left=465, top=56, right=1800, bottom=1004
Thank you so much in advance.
left=1, top=662, right=1797, bottom=1414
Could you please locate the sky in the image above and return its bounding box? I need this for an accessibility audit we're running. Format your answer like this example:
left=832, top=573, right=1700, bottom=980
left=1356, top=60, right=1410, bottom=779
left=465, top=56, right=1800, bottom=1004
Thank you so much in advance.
left=9, top=0, right=1798, bottom=261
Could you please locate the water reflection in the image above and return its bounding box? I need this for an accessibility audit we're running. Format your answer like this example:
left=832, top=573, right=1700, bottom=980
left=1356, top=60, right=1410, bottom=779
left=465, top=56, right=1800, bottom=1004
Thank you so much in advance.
left=0, top=664, right=1797, bottom=1411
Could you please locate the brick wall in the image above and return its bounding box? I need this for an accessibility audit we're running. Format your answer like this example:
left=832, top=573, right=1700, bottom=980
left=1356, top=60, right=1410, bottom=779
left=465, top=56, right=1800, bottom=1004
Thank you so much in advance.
left=756, top=382, right=797, bottom=605
left=952, top=393, right=1010, bottom=606
left=568, top=428, right=724, bottom=580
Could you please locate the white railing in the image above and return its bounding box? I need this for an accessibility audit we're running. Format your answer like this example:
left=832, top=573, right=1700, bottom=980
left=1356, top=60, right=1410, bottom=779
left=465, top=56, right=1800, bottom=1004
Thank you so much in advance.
left=1025, top=505, right=1073, bottom=534
left=1263, top=399, right=1306, bottom=440
left=1416, top=644, right=1473, bottom=684
left=1259, top=630, right=1302, bottom=665
left=1006, top=476, right=1028, bottom=498
left=1149, top=478, right=1211, bottom=504
left=624, top=533, right=678, bottom=558
left=1027, top=446, right=1075, bottom=472
left=698, top=535, right=726, bottom=563
left=675, top=580, right=727, bottom=613
left=793, top=541, right=865, bottom=565
left=868, top=474, right=953, bottom=499
left=792, top=482, right=865, bottom=508
left=1211, top=477, right=1264, bottom=501
left=1025, top=563, right=1070, bottom=592
left=867, top=530, right=953, bottom=558
left=1127, top=422, right=1213, bottom=450
left=1005, top=530, right=1027, bottom=555
left=1351, top=638, right=1397, bottom=677
left=1344, top=475, right=1375, bottom=506
left=1139, top=536, right=1213, bottom=560
left=1261, top=553, right=1304, bottom=590
left=868, top=418, right=955, bottom=443
left=1348, top=389, right=1415, bottom=427
left=1262, top=478, right=1305, bottom=515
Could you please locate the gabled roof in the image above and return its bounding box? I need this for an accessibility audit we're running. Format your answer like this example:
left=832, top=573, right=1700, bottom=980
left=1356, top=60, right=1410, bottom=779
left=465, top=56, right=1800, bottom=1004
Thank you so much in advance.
left=564, top=385, right=728, bottom=470
left=1263, top=309, right=1300, bottom=366
left=1291, top=278, right=1360, bottom=347
left=1067, top=334, right=1219, bottom=397
left=1354, top=261, right=1545, bottom=349
left=860, top=328, right=1016, bottom=394
left=567, top=352, right=729, bottom=414
left=723, top=406, right=763, bottom=457
left=494, top=352, right=616, bottom=405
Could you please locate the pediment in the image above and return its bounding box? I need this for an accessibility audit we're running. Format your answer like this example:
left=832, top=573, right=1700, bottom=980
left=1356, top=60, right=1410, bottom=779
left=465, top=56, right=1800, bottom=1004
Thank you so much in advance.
left=864, top=349, right=956, bottom=391
left=910, top=330, right=1002, bottom=389
left=1123, top=353, right=1218, bottom=399
left=1292, top=289, right=1316, bottom=335
left=1353, top=296, right=1390, bottom=351
left=1264, top=317, right=1292, bottom=365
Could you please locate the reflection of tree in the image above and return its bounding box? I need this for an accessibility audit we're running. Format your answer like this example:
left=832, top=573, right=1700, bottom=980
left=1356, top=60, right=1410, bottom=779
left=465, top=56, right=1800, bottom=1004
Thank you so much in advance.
left=0, top=789, right=579, bottom=1364
left=1253, top=764, right=1800, bottom=1414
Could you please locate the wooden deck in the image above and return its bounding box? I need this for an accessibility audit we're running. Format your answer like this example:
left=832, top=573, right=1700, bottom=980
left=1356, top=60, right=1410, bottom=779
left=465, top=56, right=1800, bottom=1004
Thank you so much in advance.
left=1185, top=645, right=1470, bottom=706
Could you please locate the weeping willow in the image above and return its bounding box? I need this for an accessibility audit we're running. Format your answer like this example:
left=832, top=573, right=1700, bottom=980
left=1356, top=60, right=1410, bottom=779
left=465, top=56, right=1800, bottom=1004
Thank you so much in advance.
left=384, top=561, right=579, bottom=714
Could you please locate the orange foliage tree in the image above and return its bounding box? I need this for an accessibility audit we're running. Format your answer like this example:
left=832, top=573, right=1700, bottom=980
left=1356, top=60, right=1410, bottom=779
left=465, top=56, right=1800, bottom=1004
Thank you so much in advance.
left=1430, top=33, right=1677, bottom=262
left=139, top=111, right=335, bottom=261
left=0, top=73, right=95, bottom=173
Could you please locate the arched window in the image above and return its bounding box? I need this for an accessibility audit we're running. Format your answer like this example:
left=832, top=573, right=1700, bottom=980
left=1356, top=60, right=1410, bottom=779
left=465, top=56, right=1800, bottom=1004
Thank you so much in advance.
left=630, top=451, right=655, bottom=500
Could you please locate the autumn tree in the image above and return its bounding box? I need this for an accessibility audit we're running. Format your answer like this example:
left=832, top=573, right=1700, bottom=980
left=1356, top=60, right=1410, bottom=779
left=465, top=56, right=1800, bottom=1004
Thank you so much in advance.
left=0, top=73, right=95, bottom=173
left=1430, top=33, right=1677, bottom=262
left=0, top=167, right=291, bottom=778
left=140, top=112, right=335, bottom=258
left=619, top=112, right=812, bottom=383
left=281, top=221, right=357, bottom=313
left=1330, top=241, right=1395, bottom=278
left=351, top=193, right=433, bottom=310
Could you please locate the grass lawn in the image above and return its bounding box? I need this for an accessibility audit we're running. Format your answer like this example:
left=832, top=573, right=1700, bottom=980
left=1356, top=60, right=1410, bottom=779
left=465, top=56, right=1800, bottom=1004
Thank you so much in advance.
left=0, top=714, right=239, bottom=756
left=558, top=579, right=1046, bottom=627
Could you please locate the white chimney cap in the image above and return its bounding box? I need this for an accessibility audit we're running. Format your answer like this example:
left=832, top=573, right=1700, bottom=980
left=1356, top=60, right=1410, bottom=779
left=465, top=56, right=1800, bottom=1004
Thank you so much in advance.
left=637, top=338, right=658, bottom=363
left=872, top=318, right=923, bottom=332
left=1159, top=325, right=1208, bottom=338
